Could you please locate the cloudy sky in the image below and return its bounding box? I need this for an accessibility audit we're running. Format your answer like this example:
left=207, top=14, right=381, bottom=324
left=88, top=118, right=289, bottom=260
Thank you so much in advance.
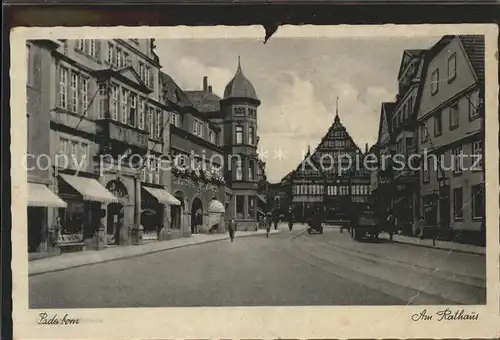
left=156, top=36, right=440, bottom=183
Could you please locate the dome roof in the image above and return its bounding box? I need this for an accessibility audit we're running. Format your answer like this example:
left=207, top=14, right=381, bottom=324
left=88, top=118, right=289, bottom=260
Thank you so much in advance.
left=208, top=200, right=225, bottom=213
left=223, top=57, right=259, bottom=101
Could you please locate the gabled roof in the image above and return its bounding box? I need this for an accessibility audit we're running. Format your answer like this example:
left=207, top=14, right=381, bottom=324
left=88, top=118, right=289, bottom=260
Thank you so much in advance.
left=397, top=49, right=425, bottom=80
left=159, top=72, right=194, bottom=108
left=377, top=102, right=395, bottom=143
left=94, top=66, right=151, bottom=93
left=458, top=35, right=485, bottom=84
left=427, top=35, right=485, bottom=84
left=185, top=90, right=222, bottom=113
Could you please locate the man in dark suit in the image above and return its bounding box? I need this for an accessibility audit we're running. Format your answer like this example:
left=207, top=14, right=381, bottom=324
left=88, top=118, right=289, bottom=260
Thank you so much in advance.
left=227, top=218, right=236, bottom=242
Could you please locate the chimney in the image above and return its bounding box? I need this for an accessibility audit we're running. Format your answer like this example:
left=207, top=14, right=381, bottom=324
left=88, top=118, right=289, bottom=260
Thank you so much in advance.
left=365, top=143, right=369, bottom=153
left=203, top=76, right=208, bottom=91
left=208, top=85, right=213, bottom=93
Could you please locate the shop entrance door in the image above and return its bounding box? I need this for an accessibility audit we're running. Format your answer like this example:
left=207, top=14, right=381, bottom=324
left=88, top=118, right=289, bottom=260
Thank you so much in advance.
left=107, top=203, right=124, bottom=245
left=27, top=207, right=45, bottom=253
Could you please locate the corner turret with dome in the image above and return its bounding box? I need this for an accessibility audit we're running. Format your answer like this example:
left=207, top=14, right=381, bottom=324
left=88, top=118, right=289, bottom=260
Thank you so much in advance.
left=220, top=56, right=262, bottom=231
left=223, top=56, right=260, bottom=103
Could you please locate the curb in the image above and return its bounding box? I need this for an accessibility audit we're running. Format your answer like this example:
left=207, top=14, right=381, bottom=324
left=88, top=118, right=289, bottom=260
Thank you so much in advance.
left=29, top=231, right=280, bottom=276
left=389, top=238, right=485, bottom=256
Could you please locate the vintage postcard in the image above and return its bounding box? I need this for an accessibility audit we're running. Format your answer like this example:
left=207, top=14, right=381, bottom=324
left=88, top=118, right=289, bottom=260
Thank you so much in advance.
left=11, top=24, right=500, bottom=339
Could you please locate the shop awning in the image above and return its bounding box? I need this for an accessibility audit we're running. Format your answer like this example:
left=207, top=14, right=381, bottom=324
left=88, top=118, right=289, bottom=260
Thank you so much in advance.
left=28, top=183, right=67, bottom=208
left=257, top=194, right=267, bottom=204
left=143, top=186, right=181, bottom=205
left=59, top=174, right=119, bottom=203
left=208, top=200, right=225, bottom=213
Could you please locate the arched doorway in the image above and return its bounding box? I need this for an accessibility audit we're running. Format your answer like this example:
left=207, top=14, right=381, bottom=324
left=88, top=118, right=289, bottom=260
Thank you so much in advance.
left=171, top=191, right=185, bottom=230
left=191, top=197, right=203, bottom=234
left=106, top=179, right=129, bottom=245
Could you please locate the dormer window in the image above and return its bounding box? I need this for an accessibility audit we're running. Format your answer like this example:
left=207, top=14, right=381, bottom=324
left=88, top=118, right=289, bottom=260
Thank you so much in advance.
left=192, top=118, right=204, bottom=137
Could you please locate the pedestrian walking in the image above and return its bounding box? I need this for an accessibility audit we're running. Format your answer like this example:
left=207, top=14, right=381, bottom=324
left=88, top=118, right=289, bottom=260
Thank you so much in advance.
left=288, top=214, right=294, bottom=233
left=273, top=213, right=279, bottom=230
left=227, top=218, right=236, bottom=242
left=386, top=212, right=395, bottom=241
left=417, top=216, right=426, bottom=239
left=265, top=213, right=272, bottom=238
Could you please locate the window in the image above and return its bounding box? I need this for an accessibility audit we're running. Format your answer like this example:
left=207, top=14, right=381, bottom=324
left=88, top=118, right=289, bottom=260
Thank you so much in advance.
left=124, top=52, right=131, bottom=66
left=116, top=48, right=123, bottom=68
left=420, top=121, right=428, bottom=142
left=449, top=103, right=459, bottom=129
left=171, top=113, right=179, bottom=127
left=234, top=107, right=245, bottom=116
left=236, top=196, right=244, bottom=219
left=155, top=158, right=161, bottom=184
left=469, top=91, right=480, bottom=120
left=148, top=159, right=155, bottom=183
left=80, top=143, right=88, bottom=167
left=107, top=43, right=115, bottom=65
left=423, top=158, right=430, bottom=184
left=155, top=110, right=162, bottom=139
left=89, top=40, right=96, bottom=58
left=137, top=99, right=145, bottom=129
left=407, top=97, right=413, bottom=117
left=472, top=140, right=483, bottom=171
left=59, top=67, right=68, bottom=109
left=235, top=159, right=243, bottom=180
left=471, top=184, right=484, bottom=220
left=447, top=53, right=457, bottom=82
left=26, top=44, right=33, bottom=86
left=209, top=130, right=216, bottom=144
left=431, top=69, right=439, bottom=95
left=453, top=187, right=463, bottom=220
left=59, top=138, right=68, bottom=155
left=192, top=118, right=203, bottom=137
left=248, top=160, right=254, bottom=181
left=148, top=108, right=154, bottom=135
left=235, top=125, right=243, bottom=144
left=70, top=141, right=79, bottom=160
left=120, top=88, right=128, bottom=124
left=129, top=93, right=137, bottom=127
left=434, top=110, right=443, bottom=136
left=110, top=85, right=119, bottom=120
left=248, top=196, right=255, bottom=218
left=139, top=62, right=145, bottom=82
left=70, top=73, right=78, bottom=112
left=453, top=147, right=463, bottom=174
left=76, top=39, right=85, bottom=52
left=80, top=77, right=88, bottom=113
left=248, top=126, right=255, bottom=145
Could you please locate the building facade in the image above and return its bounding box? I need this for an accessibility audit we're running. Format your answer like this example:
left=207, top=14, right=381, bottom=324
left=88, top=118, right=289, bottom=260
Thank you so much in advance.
left=26, top=38, right=181, bottom=255
left=416, top=35, right=484, bottom=243
left=289, top=111, right=371, bottom=224
left=161, top=73, right=226, bottom=236
left=26, top=40, right=67, bottom=254
left=389, top=49, right=426, bottom=236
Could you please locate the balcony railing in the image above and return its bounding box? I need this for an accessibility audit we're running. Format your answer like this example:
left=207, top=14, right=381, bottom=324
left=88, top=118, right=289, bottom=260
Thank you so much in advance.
left=97, top=119, right=149, bottom=149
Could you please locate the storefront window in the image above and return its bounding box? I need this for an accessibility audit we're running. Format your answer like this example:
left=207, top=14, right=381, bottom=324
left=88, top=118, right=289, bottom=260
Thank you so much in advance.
left=248, top=196, right=255, bottom=219
left=236, top=196, right=244, bottom=219
left=58, top=201, right=85, bottom=237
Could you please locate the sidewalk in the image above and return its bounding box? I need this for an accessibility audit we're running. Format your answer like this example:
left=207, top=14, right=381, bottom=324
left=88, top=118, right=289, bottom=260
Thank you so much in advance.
left=380, top=233, right=485, bottom=256
left=29, top=229, right=280, bottom=276
left=323, top=225, right=485, bottom=255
